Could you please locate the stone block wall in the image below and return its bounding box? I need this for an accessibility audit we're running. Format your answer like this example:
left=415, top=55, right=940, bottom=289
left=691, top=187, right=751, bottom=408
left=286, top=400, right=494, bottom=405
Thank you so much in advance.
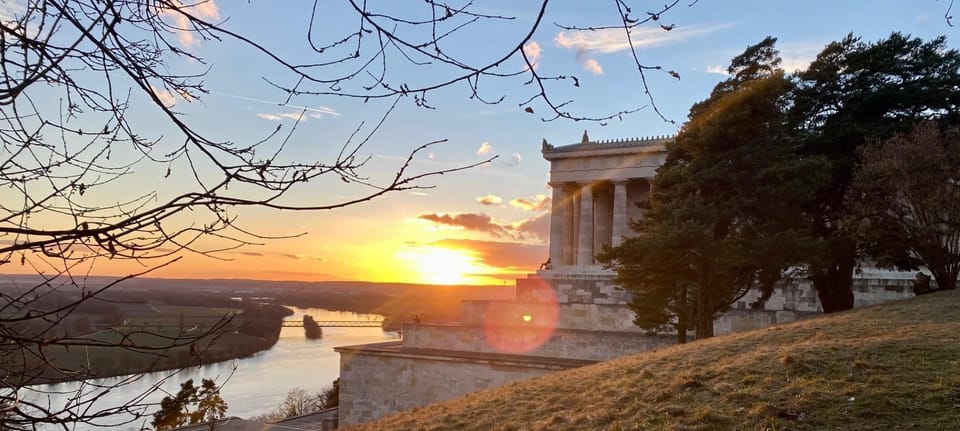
left=713, top=309, right=817, bottom=336
left=519, top=273, right=629, bottom=305
left=460, top=300, right=642, bottom=332
left=402, top=323, right=674, bottom=361
left=337, top=346, right=572, bottom=426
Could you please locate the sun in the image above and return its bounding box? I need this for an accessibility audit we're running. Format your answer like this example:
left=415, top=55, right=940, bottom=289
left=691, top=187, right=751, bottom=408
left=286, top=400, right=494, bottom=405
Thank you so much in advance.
left=409, top=246, right=483, bottom=285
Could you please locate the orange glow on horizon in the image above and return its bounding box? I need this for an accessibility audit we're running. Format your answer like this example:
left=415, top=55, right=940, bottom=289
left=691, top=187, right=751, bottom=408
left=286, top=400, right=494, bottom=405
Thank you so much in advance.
left=396, top=245, right=488, bottom=285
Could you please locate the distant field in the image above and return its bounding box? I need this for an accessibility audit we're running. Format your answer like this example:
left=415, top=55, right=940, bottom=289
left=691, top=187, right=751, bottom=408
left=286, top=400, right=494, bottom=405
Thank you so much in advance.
left=13, top=304, right=271, bottom=384
left=110, top=304, right=241, bottom=330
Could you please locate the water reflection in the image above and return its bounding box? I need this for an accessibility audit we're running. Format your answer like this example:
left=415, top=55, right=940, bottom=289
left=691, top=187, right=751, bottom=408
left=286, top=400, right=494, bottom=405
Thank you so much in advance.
left=27, top=307, right=398, bottom=430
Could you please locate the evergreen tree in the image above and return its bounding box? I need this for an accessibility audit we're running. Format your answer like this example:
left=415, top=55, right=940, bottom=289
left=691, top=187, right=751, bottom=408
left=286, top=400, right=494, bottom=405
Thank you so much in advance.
left=601, top=38, right=827, bottom=340
left=791, top=33, right=960, bottom=312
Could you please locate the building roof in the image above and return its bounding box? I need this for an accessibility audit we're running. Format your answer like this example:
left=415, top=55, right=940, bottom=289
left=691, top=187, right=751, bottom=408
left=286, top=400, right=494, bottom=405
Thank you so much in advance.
left=541, top=130, right=673, bottom=160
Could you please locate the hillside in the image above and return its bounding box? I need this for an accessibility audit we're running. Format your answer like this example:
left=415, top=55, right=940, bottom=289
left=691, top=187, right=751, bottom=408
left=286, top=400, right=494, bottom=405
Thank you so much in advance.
left=350, top=290, right=960, bottom=430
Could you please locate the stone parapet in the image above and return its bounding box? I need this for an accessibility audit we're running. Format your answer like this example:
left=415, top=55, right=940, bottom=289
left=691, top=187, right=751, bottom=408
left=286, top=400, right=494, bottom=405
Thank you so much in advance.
left=460, top=300, right=642, bottom=332
left=335, top=342, right=589, bottom=426
left=518, top=272, right=628, bottom=305
left=402, top=323, right=673, bottom=361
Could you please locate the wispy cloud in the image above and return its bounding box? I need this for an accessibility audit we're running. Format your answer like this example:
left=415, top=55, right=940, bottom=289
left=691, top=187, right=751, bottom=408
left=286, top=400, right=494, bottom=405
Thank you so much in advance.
left=510, top=195, right=551, bottom=212
left=257, top=109, right=339, bottom=122
left=281, top=253, right=325, bottom=262
left=476, top=194, right=502, bottom=205
left=151, top=85, right=177, bottom=107
left=498, top=153, right=523, bottom=167
left=476, top=142, right=493, bottom=156
left=212, top=91, right=342, bottom=117
left=523, top=40, right=542, bottom=70
left=583, top=58, right=604, bottom=75
left=0, top=1, right=25, bottom=22
left=779, top=42, right=821, bottom=73
left=158, top=0, right=220, bottom=48
left=555, top=24, right=732, bottom=54
left=418, top=212, right=548, bottom=241
left=704, top=64, right=728, bottom=75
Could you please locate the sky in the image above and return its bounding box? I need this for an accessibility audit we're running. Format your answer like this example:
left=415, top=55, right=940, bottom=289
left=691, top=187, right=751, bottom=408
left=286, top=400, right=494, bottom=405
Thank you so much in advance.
left=4, top=1, right=959, bottom=285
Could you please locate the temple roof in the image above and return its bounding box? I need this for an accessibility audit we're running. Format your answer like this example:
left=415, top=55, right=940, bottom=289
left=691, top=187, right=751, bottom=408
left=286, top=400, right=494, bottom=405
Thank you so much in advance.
left=541, top=131, right=674, bottom=159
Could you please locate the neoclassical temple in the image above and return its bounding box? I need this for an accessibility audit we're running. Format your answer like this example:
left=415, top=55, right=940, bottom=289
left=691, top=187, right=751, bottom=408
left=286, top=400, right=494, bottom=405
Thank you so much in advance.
left=333, top=132, right=914, bottom=426
left=544, top=131, right=664, bottom=268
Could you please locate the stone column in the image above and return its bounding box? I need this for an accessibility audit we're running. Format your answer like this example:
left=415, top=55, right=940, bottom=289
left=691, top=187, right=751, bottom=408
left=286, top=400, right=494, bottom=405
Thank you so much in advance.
left=577, top=182, right=594, bottom=265
left=548, top=182, right=565, bottom=268
left=564, top=186, right=577, bottom=265
left=593, top=184, right=612, bottom=255
left=611, top=180, right=628, bottom=247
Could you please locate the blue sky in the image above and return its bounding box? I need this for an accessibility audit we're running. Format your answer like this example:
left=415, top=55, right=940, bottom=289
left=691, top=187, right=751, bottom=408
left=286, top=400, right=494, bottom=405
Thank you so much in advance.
left=5, top=0, right=958, bottom=284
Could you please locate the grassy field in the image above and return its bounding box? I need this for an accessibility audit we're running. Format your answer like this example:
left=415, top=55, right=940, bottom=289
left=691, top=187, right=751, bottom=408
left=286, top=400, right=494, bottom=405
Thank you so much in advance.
left=351, top=290, right=960, bottom=431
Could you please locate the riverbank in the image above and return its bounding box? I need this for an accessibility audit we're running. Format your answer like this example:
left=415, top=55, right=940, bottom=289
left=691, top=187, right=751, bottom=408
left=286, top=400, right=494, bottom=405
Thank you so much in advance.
left=12, top=302, right=291, bottom=386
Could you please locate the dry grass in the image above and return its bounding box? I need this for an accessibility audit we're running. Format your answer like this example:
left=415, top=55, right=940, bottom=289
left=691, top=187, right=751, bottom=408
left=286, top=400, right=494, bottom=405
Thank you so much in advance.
left=350, top=290, right=960, bottom=431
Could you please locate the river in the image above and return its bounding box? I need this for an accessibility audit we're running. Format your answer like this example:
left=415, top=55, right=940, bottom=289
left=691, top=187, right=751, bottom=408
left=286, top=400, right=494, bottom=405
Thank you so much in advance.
left=25, top=307, right=398, bottom=430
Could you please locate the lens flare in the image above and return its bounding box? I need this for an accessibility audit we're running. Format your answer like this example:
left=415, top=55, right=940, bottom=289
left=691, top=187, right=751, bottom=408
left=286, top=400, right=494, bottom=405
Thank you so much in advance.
left=483, top=277, right=558, bottom=354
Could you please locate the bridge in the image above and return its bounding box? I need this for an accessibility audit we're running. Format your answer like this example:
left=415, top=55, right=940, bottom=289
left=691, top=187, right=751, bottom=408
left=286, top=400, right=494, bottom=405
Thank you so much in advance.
left=282, top=320, right=384, bottom=328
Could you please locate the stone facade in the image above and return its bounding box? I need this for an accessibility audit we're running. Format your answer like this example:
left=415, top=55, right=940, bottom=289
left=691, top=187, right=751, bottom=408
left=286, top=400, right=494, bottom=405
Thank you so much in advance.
left=335, top=133, right=918, bottom=427
left=337, top=342, right=585, bottom=425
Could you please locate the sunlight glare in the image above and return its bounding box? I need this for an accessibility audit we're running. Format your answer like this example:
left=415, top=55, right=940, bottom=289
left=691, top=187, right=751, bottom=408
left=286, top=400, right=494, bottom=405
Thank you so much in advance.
left=403, top=246, right=482, bottom=285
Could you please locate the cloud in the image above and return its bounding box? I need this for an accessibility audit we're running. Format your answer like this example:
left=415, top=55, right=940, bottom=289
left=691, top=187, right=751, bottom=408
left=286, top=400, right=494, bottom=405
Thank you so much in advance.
left=510, top=195, right=551, bottom=212
left=418, top=212, right=548, bottom=241
left=705, top=64, right=728, bottom=75
left=555, top=24, right=732, bottom=54
left=523, top=40, right=542, bottom=70
left=476, top=194, right=502, bottom=205
left=430, top=238, right=547, bottom=271
left=159, top=0, right=220, bottom=48
left=499, top=153, right=523, bottom=167
left=583, top=58, right=604, bottom=75
left=779, top=42, right=823, bottom=73
left=151, top=85, right=177, bottom=107
left=419, top=213, right=511, bottom=238
left=513, top=213, right=550, bottom=240
left=476, top=142, right=493, bottom=156
left=280, top=253, right=325, bottom=261
left=0, top=1, right=25, bottom=23
left=257, top=108, right=340, bottom=122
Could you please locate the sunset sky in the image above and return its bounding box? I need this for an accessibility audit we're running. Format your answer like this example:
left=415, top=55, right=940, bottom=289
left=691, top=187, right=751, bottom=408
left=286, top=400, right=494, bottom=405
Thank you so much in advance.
left=6, top=1, right=959, bottom=285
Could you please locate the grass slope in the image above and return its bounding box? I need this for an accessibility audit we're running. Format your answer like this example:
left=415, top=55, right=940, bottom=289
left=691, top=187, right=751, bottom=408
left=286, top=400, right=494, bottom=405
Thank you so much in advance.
left=351, top=290, right=960, bottom=431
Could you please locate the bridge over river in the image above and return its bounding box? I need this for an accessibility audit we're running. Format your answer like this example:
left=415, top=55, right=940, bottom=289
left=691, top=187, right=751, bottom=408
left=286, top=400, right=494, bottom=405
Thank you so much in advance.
left=282, top=320, right=384, bottom=328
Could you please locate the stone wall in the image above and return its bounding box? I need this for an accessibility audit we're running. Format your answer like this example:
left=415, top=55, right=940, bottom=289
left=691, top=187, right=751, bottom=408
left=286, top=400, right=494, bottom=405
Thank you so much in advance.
left=403, top=323, right=674, bottom=361
left=460, top=300, right=642, bottom=332
left=732, top=276, right=915, bottom=313
left=337, top=343, right=580, bottom=426
left=713, top=309, right=817, bottom=336
left=518, top=273, right=628, bottom=305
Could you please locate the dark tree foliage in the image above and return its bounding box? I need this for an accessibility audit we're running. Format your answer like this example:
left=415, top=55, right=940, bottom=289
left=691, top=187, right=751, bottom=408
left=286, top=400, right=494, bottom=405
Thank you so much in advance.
left=319, top=378, right=340, bottom=410
left=847, top=122, right=960, bottom=291
left=151, top=378, right=227, bottom=430
left=601, top=38, right=827, bottom=341
left=791, top=32, right=960, bottom=312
